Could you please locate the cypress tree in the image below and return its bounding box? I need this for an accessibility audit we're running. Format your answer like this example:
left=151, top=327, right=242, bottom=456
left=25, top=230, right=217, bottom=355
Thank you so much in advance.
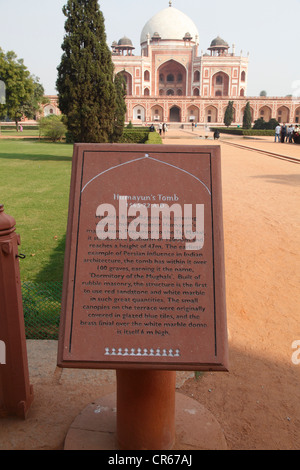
left=224, top=100, right=234, bottom=127
left=112, top=73, right=127, bottom=142
left=56, top=0, right=117, bottom=142
left=243, top=102, right=252, bottom=129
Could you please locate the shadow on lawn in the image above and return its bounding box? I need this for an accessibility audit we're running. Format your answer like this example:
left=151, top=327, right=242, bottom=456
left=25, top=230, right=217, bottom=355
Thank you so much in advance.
left=0, top=151, right=73, bottom=162
left=0, top=140, right=73, bottom=162
left=23, top=234, right=67, bottom=339
left=34, top=233, right=67, bottom=284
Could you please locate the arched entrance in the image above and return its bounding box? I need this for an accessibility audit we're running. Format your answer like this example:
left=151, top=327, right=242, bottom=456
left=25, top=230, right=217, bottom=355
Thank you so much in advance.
left=133, top=105, right=145, bottom=122
left=169, top=106, right=181, bottom=122
left=158, top=60, right=186, bottom=97
left=187, top=105, right=199, bottom=123
left=205, top=105, right=218, bottom=123
left=212, top=72, right=229, bottom=97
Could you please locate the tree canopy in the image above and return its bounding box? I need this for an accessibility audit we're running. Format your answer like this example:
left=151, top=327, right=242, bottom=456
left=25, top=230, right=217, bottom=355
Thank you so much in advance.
left=0, top=48, right=45, bottom=127
left=224, top=101, right=234, bottom=127
left=243, top=102, right=252, bottom=129
left=56, top=0, right=122, bottom=143
left=39, top=115, right=67, bottom=141
left=112, top=73, right=127, bottom=142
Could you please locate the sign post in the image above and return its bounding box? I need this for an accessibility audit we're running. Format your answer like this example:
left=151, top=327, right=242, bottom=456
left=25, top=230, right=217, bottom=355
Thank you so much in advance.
left=58, top=143, right=228, bottom=449
left=0, top=205, right=34, bottom=419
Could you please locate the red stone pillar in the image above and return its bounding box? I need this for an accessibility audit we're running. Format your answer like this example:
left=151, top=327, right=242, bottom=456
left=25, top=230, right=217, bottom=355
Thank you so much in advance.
left=116, top=369, right=176, bottom=450
left=0, top=205, right=33, bottom=419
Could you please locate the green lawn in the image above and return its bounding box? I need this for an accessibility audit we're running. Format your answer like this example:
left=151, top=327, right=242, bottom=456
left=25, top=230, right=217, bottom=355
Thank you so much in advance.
left=0, top=135, right=155, bottom=339
left=0, top=128, right=40, bottom=136
left=0, top=140, right=73, bottom=282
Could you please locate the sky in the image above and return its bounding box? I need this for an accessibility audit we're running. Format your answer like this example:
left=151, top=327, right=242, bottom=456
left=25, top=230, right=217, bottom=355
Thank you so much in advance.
left=0, top=0, right=299, bottom=97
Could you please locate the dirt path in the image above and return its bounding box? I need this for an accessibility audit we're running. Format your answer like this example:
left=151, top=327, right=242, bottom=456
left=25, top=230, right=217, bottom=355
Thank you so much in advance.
left=163, top=129, right=300, bottom=449
left=0, top=131, right=299, bottom=450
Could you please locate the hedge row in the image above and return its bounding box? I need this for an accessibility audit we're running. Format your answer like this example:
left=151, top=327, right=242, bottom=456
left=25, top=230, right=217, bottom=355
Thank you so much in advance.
left=0, top=125, right=40, bottom=130
left=121, top=129, right=150, bottom=143
left=0, top=124, right=163, bottom=144
left=121, top=128, right=163, bottom=144
left=144, top=131, right=163, bottom=144
left=125, top=126, right=151, bottom=132
left=241, top=130, right=276, bottom=136
left=210, top=127, right=275, bottom=136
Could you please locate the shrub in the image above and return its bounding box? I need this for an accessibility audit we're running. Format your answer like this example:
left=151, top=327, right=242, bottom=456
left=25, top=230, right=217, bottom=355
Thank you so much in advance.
left=253, top=117, right=266, bottom=130
left=39, top=115, right=67, bottom=141
left=242, top=129, right=276, bottom=136
left=266, top=118, right=279, bottom=130
left=253, top=117, right=279, bottom=130
left=118, top=127, right=163, bottom=144
left=0, top=125, right=40, bottom=130
left=121, top=129, right=149, bottom=143
left=210, top=127, right=275, bottom=136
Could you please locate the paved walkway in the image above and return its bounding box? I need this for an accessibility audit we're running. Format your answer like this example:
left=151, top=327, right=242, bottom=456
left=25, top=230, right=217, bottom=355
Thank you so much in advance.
left=163, top=127, right=300, bottom=159
left=0, top=340, right=194, bottom=450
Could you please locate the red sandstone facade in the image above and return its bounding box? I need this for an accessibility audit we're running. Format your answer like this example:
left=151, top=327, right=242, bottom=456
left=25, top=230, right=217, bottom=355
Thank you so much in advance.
left=43, top=3, right=300, bottom=126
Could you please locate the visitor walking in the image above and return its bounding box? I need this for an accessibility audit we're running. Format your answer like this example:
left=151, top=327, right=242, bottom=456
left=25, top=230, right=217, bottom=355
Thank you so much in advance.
left=287, top=125, right=294, bottom=143
left=158, top=122, right=162, bottom=136
left=293, top=125, right=300, bottom=143
left=214, top=130, right=220, bottom=140
left=275, top=124, right=281, bottom=142
left=162, top=123, right=167, bottom=137
left=280, top=124, right=287, bottom=143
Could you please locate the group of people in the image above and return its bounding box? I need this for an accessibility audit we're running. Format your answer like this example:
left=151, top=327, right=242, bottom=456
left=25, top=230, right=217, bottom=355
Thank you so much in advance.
left=150, top=122, right=168, bottom=136
left=274, top=123, right=300, bottom=143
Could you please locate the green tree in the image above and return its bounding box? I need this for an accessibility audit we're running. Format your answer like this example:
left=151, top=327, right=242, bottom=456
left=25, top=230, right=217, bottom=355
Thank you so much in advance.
left=266, top=118, right=279, bottom=130
left=253, top=117, right=279, bottom=130
left=253, top=117, right=266, bottom=129
left=20, top=78, right=47, bottom=120
left=224, top=101, right=234, bottom=127
left=243, top=102, right=252, bottom=129
left=112, top=73, right=127, bottom=142
left=0, top=48, right=41, bottom=129
left=56, top=0, right=117, bottom=143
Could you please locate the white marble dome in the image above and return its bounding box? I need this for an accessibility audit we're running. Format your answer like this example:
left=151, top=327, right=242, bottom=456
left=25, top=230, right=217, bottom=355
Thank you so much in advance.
left=140, top=6, right=199, bottom=44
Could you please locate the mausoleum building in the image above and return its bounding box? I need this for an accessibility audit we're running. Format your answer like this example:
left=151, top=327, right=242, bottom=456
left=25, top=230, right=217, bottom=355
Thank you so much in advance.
left=44, top=1, right=300, bottom=126
left=109, top=2, right=300, bottom=126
